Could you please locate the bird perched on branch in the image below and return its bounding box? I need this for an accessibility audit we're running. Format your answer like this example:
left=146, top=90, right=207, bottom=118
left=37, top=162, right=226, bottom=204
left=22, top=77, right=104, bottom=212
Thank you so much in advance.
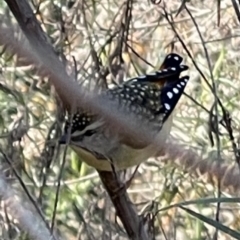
left=59, top=53, right=189, bottom=171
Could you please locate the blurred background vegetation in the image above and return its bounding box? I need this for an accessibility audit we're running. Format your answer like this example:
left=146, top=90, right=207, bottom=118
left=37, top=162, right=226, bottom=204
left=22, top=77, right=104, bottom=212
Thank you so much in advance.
left=1, top=0, right=240, bottom=239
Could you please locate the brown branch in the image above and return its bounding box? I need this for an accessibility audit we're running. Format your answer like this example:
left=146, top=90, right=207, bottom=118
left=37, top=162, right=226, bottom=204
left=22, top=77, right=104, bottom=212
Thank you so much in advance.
left=98, top=171, right=150, bottom=239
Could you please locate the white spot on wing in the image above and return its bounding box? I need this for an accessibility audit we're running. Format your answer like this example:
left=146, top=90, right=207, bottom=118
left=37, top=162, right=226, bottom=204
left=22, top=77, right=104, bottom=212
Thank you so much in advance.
left=148, top=72, right=157, bottom=76
left=174, top=56, right=179, bottom=61
left=173, top=88, right=179, bottom=94
left=138, top=75, right=147, bottom=79
left=164, top=103, right=171, bottom=110
left=167, top=92, right=173, bottom=99
left=149, top=100, right=154, bottom=105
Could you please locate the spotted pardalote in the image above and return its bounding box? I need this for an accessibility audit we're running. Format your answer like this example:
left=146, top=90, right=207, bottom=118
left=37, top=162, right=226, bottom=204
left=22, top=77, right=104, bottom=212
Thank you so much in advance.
left=59, top=53, right=189, bottom=171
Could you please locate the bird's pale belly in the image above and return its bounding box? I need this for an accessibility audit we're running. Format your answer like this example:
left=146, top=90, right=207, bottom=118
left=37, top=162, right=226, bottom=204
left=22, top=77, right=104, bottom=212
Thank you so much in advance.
left=70, top=114, right=173, bottom=171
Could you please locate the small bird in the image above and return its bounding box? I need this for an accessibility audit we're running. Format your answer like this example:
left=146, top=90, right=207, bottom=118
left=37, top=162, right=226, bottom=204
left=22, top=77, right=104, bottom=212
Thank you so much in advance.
left=59, top=53, right=189, bottom=171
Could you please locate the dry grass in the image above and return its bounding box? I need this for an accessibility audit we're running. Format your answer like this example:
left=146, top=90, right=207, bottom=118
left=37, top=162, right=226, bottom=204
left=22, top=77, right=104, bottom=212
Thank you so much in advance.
left=1, top=0, right=240, bottom=239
